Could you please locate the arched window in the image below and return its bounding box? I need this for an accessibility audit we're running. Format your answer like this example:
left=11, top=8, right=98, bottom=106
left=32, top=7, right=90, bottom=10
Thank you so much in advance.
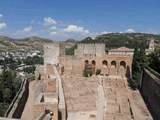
left=110, top=61, right=117, bottom=75
left=102, top=60, right=108, bottom=66
left=120, top=61, right=126, bottom=68
left=92, top=60, right=96, bottom=65
left=111, top=61, right=116, bottom=67
left=85, top=60, right=89, bottom=64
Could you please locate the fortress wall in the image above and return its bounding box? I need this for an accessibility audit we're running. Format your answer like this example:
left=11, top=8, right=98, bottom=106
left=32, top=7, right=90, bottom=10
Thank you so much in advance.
left=95, top=43, right=106, bottom=56
left=44, top=43, right=60, bottom=65
left=60, top=54, right=133, bottom=77
left=75, top=43, right=105, bottom=56
left=32, top=64, right=59, bottom=120
left=5, top=75, right=35, bottom=119
left=53, top=66, right=67, bottom=120
left=141, top=68, right=160, bottom=120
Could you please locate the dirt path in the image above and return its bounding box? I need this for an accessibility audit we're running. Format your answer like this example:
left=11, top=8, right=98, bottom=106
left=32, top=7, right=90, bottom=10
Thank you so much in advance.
left=21, top=80, right=36, bottom=120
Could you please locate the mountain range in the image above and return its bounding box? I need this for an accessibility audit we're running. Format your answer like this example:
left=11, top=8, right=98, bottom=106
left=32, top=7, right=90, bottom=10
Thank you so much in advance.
left=0, top=33, right=160, bottom=51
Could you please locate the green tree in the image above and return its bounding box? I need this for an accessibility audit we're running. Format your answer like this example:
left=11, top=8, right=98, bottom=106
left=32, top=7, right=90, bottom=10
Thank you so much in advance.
left=65, top=45, right=77, bottom=55
left=131, top=46, right=148, bottom=89
left=24, top=56, right=32, bottom=65
left=23, top=56, right=44, bottom=65
left=0, top=66, right=21, bottom=116
left=32, top=56, right=44, bottom=64
left=23, top=66, right=36, bottom=74
left=148, top=46, right=160, bottom=73
left=3, top=88, right=12, bottom=103
left=0, top=103, right=8, bottom=116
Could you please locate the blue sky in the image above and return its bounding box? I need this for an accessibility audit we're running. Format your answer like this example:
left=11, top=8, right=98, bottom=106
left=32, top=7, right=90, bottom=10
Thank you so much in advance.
left=0, top=0, right=160, bottom=40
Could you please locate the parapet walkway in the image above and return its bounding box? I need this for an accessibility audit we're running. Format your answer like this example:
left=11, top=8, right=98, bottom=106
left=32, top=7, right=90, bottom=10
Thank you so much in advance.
left=21, top=80, right=36, bottom=120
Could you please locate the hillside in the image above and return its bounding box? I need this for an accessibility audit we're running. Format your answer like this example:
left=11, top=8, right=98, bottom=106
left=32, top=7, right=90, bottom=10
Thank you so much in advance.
left=0, top=33, right=160, bottom=52
left=80, top=33, right=160, bottom=49
left=0, top=36, right=54, bottom=51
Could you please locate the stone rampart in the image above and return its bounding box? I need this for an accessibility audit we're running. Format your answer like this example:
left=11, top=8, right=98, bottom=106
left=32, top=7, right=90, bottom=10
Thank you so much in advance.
left=5, top=75, right=35, bottom=119
left=141, top=68, right=160, bottom=119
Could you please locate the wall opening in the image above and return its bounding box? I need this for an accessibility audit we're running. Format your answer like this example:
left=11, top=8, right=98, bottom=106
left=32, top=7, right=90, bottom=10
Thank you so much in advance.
left=91, top=60, right=96, bottom=74
left=85, top=60, right=89, bottom=65
left=119, top=61, right=127, bottom=77
left=120, top=61, right=126, bottom=69
left=92, top=60, right=96, bottom=66
left=110, top=61, right=117, bottom=75
left=111, top=61, right=116, bottom=67
left=84, top=60, right=93, bottom=77
left=102, top=60, right=108, bottom=67
left=102, top=60, right=109, bottom=75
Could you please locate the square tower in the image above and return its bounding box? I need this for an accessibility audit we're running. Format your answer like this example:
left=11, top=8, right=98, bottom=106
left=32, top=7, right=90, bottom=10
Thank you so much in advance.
left=44, top=43, right=60, bottom=65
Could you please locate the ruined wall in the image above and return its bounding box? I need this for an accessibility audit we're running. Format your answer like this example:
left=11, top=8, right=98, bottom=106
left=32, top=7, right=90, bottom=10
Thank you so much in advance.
left=141, top=68, right=160, bottom=120
left=34, top=63, right=66, bottom=120
left=75, top=43, right=105, bottom=57
left=33, top=102, right=58, bottom=119
left=44, top=43, right=60, bottom=65
left=60, top=54, right=133, bottom=77
left=60, top=56, right=83, bottom=75
left=33, top=64, right=59, bottom=120
left=63, top=43, right=133, bottom=78
left=53, top=66, right=67, bottom=120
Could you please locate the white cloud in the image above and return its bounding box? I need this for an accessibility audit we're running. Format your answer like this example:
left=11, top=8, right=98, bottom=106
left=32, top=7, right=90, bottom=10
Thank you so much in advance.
left=0, top=14, right=3, bottom=18
left=101, top=31, right=112, bottom=34
left=44, top=17, right=57, bottom=26
left=64, top=25, right=90, bottom=34
left=101, top=31, right=108, bottom=34
left=0, top=22, right=7, bottom=30
left=49, top=31, right=57, bottom=35
left=126, top=28, right=136, bottom=33
left=23, top=26, right=32, bottom=32
left=50, top=26, right=57, bottom=30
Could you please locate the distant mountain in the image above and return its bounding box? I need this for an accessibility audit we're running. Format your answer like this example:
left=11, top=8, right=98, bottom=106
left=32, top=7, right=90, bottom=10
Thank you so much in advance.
left=65, top=39, right=77, bottom=43
left=0, top=36, right=54, bottom=51
left=1, top=33, right=160, bottom=51
left=80, top=33, right=160, bottom=49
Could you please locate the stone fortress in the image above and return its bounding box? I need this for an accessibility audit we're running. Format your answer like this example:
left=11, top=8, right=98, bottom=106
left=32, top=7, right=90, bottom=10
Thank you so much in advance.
left=6, top=40, right=155, bottom=120
left=62, top=43, right=133, bottom=77
left=20, top=40, right=154, bottom=120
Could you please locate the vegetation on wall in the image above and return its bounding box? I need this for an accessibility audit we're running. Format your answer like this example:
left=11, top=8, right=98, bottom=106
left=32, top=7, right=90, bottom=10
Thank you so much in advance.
left=65, top=47, right=75, bottom=55
left=65, top=45, right=77, bottom=55
left=83, top=64, right=93, bottom=77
